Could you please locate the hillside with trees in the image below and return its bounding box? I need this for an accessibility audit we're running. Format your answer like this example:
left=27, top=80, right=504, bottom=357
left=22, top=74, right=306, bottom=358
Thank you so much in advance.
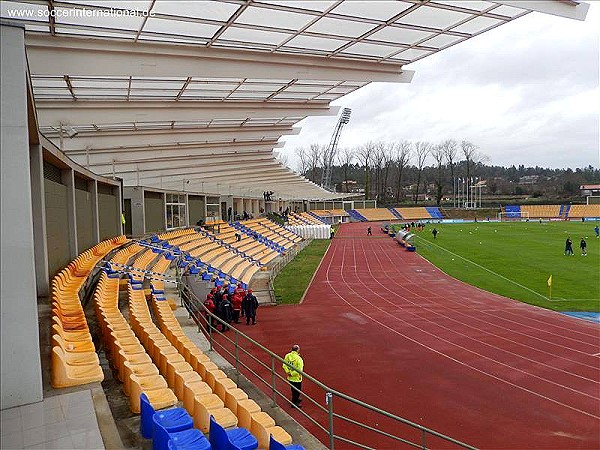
left=292, top=140, right=599, bottom=207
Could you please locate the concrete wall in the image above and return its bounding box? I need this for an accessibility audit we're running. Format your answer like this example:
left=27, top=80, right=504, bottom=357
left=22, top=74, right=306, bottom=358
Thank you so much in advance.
left=144, top=191, right=165, bottom=233
left=44, top=178, right=71, bottom=277
left=75, top=186, right=94, bottom=252
left=98, top=187, right=119, bottom=240
left=1, top=23, right=43, bottom=408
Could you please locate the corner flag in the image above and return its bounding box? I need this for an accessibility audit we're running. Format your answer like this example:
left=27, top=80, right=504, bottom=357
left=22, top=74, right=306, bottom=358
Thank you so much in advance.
left=547, top=275, right=552, bottom=287
left=547, top=275, right=552, bottom=300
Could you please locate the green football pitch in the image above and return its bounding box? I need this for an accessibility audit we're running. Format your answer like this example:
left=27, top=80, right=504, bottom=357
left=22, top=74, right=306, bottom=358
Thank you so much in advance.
left=400, top=221, right=600, bottom=312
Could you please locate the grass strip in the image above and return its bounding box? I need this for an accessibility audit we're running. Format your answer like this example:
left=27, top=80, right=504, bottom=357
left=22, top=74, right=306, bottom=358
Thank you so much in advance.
left=273, top=239, right=330, bottom=304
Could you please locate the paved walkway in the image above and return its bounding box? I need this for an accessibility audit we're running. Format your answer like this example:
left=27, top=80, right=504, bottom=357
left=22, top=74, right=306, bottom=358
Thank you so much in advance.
left=1, top=390, right=104, bottom=449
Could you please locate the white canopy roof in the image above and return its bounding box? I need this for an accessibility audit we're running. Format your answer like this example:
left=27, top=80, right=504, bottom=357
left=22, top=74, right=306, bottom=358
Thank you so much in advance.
left=2, top=0, right=588, bottom=200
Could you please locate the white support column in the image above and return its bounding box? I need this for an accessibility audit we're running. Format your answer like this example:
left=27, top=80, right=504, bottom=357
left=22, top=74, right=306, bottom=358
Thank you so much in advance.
left=29, top=142, right=49, bottom=297
left=89, top=179, right=100, bottom=242
left=61, top=168, right=78, bottom=258
left=0, top=23, right=43, bottom=409
left=185, top=193, right=190, bottom=227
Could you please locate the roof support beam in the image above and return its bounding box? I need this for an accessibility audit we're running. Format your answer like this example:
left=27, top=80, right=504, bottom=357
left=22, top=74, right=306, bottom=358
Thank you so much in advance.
left=72, top=145, right=277, bottom=172
left=50, top=126, right=297, bottom=152
left=26, top=35, right=414, bottom=83
left=93, top=159, right=282, bottom=179
left=162, top=170, right=298, bottom=186
left=36, top=100, right=340, bottom=127
left=115, top=157, right=280, bottom=182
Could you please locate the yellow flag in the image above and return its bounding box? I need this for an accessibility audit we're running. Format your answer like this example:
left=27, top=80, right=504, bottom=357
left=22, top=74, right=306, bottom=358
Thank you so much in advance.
left=547, top=275, right=552, bottom=287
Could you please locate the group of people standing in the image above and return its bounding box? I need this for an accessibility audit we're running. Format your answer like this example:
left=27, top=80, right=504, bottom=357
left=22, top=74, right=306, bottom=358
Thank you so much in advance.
left=565, top=237, right=587, bottom=256
left=204, top=283, right=259, bottom=331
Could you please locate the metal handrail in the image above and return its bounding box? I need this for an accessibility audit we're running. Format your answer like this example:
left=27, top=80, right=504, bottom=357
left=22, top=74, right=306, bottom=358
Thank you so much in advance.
left=179, top=283, right=477, bottom=450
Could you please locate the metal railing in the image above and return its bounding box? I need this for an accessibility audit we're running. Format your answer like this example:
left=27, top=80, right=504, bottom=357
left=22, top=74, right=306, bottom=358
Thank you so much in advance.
left=179, top=284, right=477, bottom=450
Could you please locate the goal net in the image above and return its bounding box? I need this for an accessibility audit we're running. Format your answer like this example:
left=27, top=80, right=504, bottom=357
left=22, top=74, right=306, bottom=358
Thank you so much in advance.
left=497, top=211, right=530, bottom=221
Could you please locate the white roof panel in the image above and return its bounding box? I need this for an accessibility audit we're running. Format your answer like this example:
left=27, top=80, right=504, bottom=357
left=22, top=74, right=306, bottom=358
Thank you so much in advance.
left=143, top=17, right=221, bottom=38
left=331, top=1, right=412, bottom=21
left=152, top=0, right=239, bottom=21
left=236, top=6, right=315, bottom=29
left=397, top=6, right=472, bottom=29
left=307, top=17, right=377, bottom=38
left=218, top=27, right=290, bottom=46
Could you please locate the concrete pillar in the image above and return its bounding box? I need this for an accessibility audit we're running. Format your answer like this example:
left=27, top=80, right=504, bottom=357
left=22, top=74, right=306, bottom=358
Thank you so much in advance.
left=115, top=184, right=123, bottom=235
left=1, top=23, right=43, bottom=408
left=29, top=143, right=49, bottom=297
left=185, top=193, right=190, bottom=226
left=61, top=168, right=78, bottom=258
left=89, top=180, right=100, bottom=242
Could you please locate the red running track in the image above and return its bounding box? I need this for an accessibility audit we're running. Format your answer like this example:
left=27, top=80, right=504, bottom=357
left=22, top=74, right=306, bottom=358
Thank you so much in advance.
left=235, top=222, right=600, bottom=449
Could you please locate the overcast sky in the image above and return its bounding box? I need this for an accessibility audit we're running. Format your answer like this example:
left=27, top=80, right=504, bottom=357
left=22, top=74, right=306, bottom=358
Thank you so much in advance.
left=279, top=2, right=599, bottom=171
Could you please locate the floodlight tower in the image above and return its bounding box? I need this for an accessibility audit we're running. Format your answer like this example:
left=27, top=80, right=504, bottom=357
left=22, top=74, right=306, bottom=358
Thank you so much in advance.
left=320, top=108, right=351, bottom=191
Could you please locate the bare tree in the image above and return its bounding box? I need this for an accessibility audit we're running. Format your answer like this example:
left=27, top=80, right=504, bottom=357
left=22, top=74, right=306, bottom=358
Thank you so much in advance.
left=307, top=143, right=323, bottom=183
left=440, top=139, right=458, bottom=206
left=371, top=141, right=387, bottom=200
left=461, top=140, right=478, bottom=186
left=337, top=147, right=355, bottom=193
left=295, top=146, right=309, bottom=175
left=430, top=144, right=445, bottom=206
left=276, top=151, right=290, bottom=169
left=382, top=142, right=395, bottom=202
left=413, top=141, right=431, bottom=204
left=393, top=141, right=411, bottom=202
left=460, top=140, right=488, bottom=191
left=356, top=142, right=374, bottom=199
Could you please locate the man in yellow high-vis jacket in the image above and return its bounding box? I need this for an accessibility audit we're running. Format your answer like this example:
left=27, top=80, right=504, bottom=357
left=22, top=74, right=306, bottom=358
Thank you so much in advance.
left=283, top=344, right=304, bottom=408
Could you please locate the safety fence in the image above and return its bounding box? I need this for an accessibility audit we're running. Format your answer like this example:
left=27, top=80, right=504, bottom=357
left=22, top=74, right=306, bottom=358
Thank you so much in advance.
left=179, top=284, right=477, bottom=450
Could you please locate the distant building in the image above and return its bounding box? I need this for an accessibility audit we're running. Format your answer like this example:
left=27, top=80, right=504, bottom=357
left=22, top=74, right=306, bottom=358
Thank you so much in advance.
left=339, top=180, right=362, bottom=193
left=518, top=175, right=539, bottom=185
left=580, top=184, right=600, bottom=197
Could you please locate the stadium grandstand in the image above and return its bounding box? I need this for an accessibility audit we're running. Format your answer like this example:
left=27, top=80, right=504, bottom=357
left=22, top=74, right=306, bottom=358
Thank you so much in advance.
left=0, top=1, right=593, bottom=450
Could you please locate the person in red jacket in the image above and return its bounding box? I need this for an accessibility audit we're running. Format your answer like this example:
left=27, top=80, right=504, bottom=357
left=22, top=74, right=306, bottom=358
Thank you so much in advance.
left=204, top=291, right=216, bottom=330
left=231, top=290, right=243, bottom=324
left=234, top=283, right=246, bottom=318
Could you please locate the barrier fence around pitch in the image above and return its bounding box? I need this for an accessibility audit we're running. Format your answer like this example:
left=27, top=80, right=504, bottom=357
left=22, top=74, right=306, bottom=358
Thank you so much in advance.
left=179, top=284, right=476, bottom=450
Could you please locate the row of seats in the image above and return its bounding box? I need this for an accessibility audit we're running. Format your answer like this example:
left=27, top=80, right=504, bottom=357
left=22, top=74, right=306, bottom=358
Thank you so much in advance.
left=353, top=208, right=397, bottom=221
left=168, top=230, right=265, bottom=285
left=565, top=204, right=600, bottom=218
left=144, top=253, right=301, bottom=449
left=286, top=213, right=313, bottom=226
left=394, top=207, right=433, bottom=220
left=297, top=212, right=324, bottom=225
left=520, top=205, right=561, bottom=218
left=309, top=209, right=348, bottom=218
left=51, top=235, right=127, bottom=388
left=95, top=245, right=178, bottom=413
left=238, top=219, right=302, bottom=250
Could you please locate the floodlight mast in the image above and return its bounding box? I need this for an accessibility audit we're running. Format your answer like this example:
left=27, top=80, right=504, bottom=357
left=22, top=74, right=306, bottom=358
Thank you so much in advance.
left=320, top=108, right=351, bottom=191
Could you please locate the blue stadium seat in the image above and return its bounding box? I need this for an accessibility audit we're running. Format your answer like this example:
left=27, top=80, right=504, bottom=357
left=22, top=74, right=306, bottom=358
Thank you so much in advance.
left=152, top=409, right=194, bottom=450
left=209, top=415, right=257, bottom=450
left=269, top=435, right=305, bottom=450
left=165, top=428, right=211, bottom=450
left=140, top=393, right=192, bottom=441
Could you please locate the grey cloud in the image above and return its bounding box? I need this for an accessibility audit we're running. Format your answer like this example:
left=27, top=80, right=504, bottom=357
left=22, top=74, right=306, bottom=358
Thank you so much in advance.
left=282, top=4, right=599, bottom=170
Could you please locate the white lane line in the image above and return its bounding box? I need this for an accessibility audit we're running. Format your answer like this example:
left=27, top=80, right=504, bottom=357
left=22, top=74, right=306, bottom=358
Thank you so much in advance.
left=414, top=236, right=600, bottom=340
left=322, top=240, right=599, bottom=420
left=363, top=239, right=600, bottom=375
